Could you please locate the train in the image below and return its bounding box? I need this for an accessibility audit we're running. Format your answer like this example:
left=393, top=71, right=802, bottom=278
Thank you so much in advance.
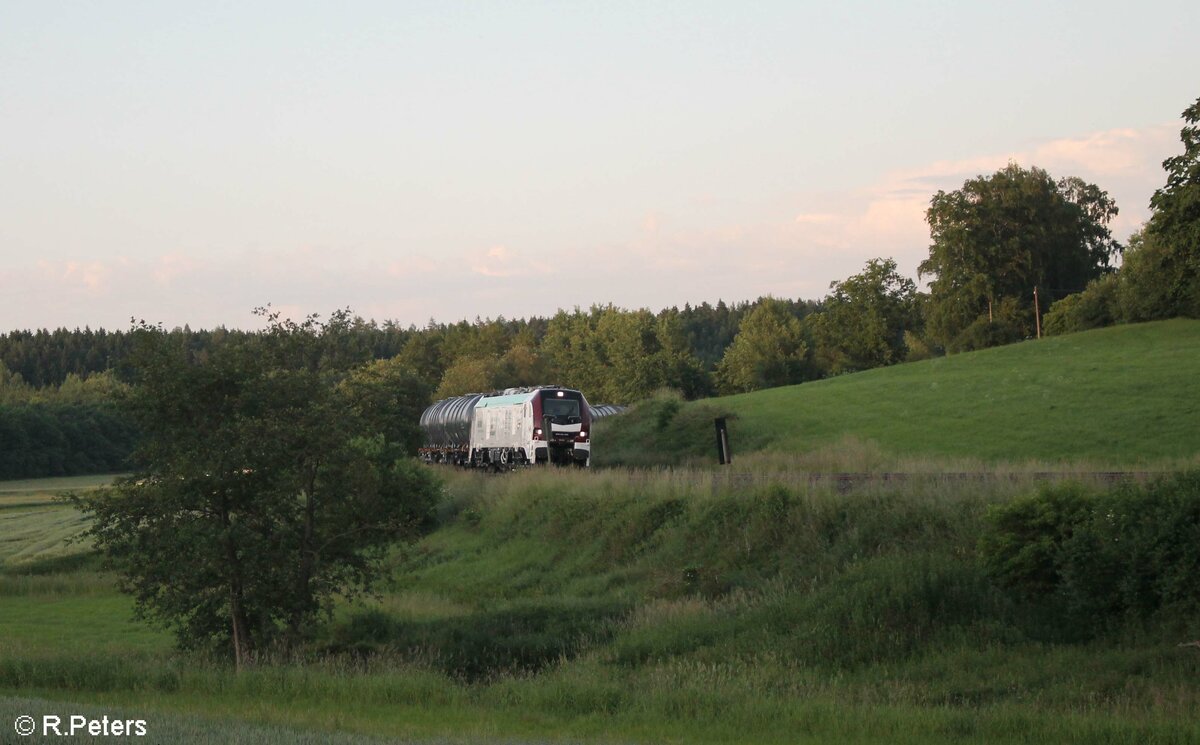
left=418, top=386, right=623, bottom=469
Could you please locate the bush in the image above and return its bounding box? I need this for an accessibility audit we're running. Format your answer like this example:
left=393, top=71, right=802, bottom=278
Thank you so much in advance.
left=1044, top=274, right=1120, bottom=336
left=982, top=472, right=1200, bottom=631
left=979, top=482, right=1093, bottom=598
left=903, top=330, right=934, bottom=361
left=328, top=599, right=628, bottom=680
left=945, top=309, right=1022, bottom=352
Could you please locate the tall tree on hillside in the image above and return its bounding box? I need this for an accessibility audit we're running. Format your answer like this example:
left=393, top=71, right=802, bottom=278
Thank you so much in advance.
left=1142, top=94, right=1200, bottom=317
left=714, top=298, right=810, bottom=394
left=396, top=325, right=446, bottom=389
left=919, top=163, right=1121, bottom=350
left=807, top=258, right=920, bottom=373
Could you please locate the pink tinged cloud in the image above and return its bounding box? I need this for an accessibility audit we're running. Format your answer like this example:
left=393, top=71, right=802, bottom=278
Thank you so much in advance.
left=36, top=259, right=114, bottom=293
left=386, top=256, right=438, bottom=278
left=790, top=123, right=1178, bottom=264
left=578, top=123, right=1179, bottom=310
left=153, top=254, right=202, bottom=285
left=468, top=245, right=554, bottom=278
left=793, top=213, right=837, bottom=224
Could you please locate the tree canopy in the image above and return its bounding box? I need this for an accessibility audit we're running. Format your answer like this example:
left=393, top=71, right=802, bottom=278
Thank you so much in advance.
left=77, top=312, right=439, bottom=666
left=920, top=163, right=1121, bottom=349
left=806, top=258, right=920, bottom=373
left=714, top=298, right=810, bottom=394
left=1144, top=95, right=1200, bottom=317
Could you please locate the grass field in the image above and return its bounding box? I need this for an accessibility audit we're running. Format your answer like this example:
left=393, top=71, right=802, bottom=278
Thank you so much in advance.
left=2, top=468, right=1199, bottom=743
left=0, top=474, right=114, bottom=566
left=595, top=319, right=1200, bottom=468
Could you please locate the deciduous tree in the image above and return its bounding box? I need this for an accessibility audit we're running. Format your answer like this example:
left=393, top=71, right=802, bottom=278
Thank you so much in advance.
left=806, top=258, right=920, bottom=373
left=76, top=312, right=438, bottom=667
left=1143, top=94, right=1200, bottom=317
left=714, top=298, right=809, bottom=394
left=920, top=163, right=1121, bottom=349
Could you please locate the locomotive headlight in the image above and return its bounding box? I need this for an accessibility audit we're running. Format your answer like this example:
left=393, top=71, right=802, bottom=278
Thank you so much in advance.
left=579, top=430, right=587, bottom=438
left=534, top=428, right=543, bottom=436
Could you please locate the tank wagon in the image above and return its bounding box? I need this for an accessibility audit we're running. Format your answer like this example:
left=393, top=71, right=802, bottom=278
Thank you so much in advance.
left=419, top=386, right=623, bottom=469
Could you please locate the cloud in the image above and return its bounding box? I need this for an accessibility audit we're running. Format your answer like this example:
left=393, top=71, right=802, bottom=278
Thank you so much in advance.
left=898, top=124, right=1171, bottom=231
left=386, top=256, right=438, bottom=278
left=782, top=123, right=1178, bottom=268
left=153, top=254, right=201, bottom=285
left=2, top=124, right=1179, bottom=332
left=793, top=213, right=837, bottom=224
left=36, top=260, right=113, bottom=293
left=1030, top=127, right=1169, bottom=176
left=468, top=245, right=554, bottom=278
left=571, top=122, right=1180, bottom=312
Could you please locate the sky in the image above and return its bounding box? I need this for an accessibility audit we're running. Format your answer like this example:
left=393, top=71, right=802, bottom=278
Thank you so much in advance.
left=2, top=1, right=1197, bottom=331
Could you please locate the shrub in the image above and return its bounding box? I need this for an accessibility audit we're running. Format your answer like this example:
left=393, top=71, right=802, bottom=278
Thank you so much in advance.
left=947, top=299, right=1027, bottom=352
left=979, top=482, right=1093, bottom=599
left=1043, top=274, right=1120, bottom=336
left=1061, top=472, right=1200, bottom=619
left=328, top=599, right=628, bottom=680
left=982, top=472, right=1200, bottom=631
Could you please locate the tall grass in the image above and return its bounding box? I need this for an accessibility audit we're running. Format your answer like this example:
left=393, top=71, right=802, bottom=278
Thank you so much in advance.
left=3, top=467, right=1200, bottom=743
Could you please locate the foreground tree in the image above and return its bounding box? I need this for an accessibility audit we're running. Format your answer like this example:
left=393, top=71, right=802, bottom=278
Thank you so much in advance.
left=919, top=163, right=1121, bottom=350
left=76, top=312, right=439, bottom=667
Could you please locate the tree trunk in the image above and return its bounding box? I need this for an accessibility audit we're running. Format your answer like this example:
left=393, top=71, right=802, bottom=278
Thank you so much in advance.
left=287, top=467, right=319, bottom=646
left=230, top=586, right=250, bottom=671
left=222, top=505, right=252, bottom=670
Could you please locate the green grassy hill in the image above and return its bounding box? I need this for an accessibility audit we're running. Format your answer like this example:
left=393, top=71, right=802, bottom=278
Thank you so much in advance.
left=596, top=319, right=1200, bottom=467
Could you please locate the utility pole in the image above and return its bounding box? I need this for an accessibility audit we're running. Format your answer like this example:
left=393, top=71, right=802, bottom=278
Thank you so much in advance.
left=1033, top=286, right=1041, bottom=339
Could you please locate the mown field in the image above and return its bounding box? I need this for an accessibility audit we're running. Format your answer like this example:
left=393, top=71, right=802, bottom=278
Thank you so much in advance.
left=2, top=466, right=1200, bottom=744
left=595, top=319, right=1200, bottom=468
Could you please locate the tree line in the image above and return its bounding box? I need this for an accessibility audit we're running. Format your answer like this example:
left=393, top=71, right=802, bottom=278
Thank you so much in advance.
left=0, top=367, right=137, bottom=479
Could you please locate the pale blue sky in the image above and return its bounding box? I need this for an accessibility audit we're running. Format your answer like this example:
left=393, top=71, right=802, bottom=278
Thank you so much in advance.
left=2, top=1, right=1196, bottom=330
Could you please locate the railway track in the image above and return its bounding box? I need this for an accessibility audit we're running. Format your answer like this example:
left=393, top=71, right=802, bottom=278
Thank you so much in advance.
left=617, top=469, right=1160, bottom=494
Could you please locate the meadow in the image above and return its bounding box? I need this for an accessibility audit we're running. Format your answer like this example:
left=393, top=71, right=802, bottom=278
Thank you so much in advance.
left=594, top=319, right=1200, bottom=468
left=2, top=466, right=1199, bottom=744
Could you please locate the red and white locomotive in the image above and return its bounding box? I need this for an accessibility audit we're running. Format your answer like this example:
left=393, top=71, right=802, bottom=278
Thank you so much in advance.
left=419, top=386, right=607, bottom=468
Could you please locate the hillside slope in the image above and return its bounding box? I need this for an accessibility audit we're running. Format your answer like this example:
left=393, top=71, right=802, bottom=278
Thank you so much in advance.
left=595, top=319, right=1200, bottom=466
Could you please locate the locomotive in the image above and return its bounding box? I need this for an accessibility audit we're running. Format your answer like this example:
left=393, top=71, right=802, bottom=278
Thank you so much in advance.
left=419, top=386, right=620, bottom=469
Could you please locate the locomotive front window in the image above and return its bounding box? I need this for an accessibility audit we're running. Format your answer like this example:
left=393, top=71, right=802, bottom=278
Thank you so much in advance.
left=543, top=398, right=580, bottom=419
